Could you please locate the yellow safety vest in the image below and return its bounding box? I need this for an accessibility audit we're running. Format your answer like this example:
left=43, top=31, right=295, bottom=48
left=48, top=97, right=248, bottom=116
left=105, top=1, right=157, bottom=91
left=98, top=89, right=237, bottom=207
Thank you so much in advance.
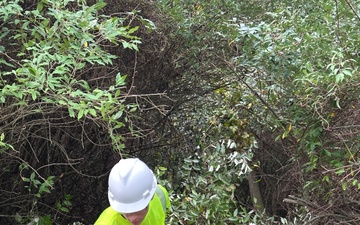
left=94, top=185, right=170, bottom=225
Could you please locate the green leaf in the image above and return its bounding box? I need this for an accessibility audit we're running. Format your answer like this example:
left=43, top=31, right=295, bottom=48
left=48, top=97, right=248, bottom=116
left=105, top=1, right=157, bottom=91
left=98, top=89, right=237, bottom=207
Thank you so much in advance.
left=30, top=172, right=35, bottom=180
left=158, top=166, right=167, bottom=171
left=88, top=108, right=97, bottom=116
left=113, top=110, right=123, bottom=120
left=116, top=73, right=127, bottom=86
left=68, top=108, right=75, bottom=118
left=127, top=26, right=139, bottom=34
left=93, top=0, right=107, bottom=10
left=28, top=67, right=37, bottom=76
left=352, top=179, right=358, bottom=186
left=37, top=2, right=43, bottom=11
left=0, top=59, right=15, bottom=68
left=335, top=73, right=344, bottom=83
left=322, top=175, right=330, bottom=183
left=60, top=207, right=69, bottom=213
left=39, top=215, right=52, bottom=225
left=342, top=69, right=352, bottom=77
left=77, top=110, right=84, bottom=120
left=341, top=183, right=347, bottom=191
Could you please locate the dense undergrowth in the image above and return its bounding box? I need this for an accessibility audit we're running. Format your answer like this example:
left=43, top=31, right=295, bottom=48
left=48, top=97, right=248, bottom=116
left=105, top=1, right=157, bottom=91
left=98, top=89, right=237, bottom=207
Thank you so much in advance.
left=0, top=0, right=359, bottom=224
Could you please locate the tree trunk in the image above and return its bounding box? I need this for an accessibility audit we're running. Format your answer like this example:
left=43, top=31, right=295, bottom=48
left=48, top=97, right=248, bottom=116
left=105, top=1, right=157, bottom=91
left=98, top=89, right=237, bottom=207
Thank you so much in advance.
left=248, top=169, right=264, bottom=212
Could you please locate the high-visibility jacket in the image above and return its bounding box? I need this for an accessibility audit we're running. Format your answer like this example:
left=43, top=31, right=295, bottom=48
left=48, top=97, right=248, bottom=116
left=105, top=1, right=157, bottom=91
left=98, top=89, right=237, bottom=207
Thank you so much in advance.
left=94, top=185, right=170, bottom=225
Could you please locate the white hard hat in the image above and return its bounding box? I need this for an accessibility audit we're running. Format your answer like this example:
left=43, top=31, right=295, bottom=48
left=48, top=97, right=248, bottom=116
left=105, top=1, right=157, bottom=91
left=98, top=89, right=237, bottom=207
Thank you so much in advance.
left=108, top=158, right=157, bottom=213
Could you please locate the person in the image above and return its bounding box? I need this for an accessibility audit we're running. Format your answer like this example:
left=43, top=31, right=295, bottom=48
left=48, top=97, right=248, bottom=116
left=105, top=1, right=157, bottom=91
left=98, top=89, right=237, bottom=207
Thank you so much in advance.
left=94, top=158, right=171, bottom=225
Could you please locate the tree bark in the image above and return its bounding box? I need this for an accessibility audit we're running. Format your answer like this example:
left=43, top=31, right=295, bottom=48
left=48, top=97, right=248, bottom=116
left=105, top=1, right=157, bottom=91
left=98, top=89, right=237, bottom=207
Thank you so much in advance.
left=248, top=169, right=264, bottom=212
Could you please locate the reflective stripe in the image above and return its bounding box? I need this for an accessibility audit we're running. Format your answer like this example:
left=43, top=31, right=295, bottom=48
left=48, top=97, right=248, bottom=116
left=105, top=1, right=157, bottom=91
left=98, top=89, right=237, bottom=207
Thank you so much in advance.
left=155, top=186, right=166, bottom=213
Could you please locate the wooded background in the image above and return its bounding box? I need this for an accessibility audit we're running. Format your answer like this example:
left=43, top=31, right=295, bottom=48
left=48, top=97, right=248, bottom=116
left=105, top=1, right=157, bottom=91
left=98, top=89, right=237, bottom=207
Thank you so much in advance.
left=0, top=0, right=359, bottom=224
